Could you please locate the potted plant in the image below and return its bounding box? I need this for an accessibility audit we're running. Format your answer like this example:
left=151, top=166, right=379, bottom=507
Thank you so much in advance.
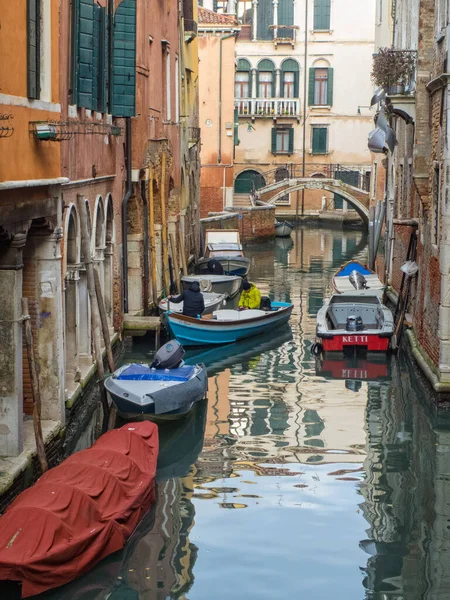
left=372, top=47, right=416, bottom=95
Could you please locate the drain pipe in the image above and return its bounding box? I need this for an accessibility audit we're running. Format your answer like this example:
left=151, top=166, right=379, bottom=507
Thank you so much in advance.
left=122, top=118, right=132, bottom=314
left=218, top=31, right=238, bottom=165
left=141, top=179, right=150, bottom=316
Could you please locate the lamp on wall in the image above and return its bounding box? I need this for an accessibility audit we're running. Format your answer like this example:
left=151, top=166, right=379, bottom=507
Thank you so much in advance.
left=247, top=122, right=255, bottom=132
left=357, top=106, right=372, bottom=115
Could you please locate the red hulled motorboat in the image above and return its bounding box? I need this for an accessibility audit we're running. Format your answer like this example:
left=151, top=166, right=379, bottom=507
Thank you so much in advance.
left=0, top=422, right=158, bottom=598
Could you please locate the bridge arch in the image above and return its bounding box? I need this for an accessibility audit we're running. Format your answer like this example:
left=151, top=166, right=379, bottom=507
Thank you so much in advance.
left=264, top=180, right=369, bottom=223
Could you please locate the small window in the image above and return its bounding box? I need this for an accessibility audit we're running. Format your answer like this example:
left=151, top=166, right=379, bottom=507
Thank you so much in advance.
left=272, top=126, right=294, bottom=155
left=213, top=1, right=228, bottom=13
left=259, top=71, right=273, bottom=98
left=237, top=0, right=253, bottom=25
left=312, top=127, right=328, bottom=154
left=314, top=69, right=328, bottom=105
left=313, top=0, right=331, bottom=31
left=284, top=72, right=295, bottom=98
left=235, top=72, right=250, bottom=98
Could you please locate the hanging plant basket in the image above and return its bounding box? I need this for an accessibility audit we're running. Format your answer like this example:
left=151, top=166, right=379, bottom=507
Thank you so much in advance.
left=372, top=48, right=416, bottom=92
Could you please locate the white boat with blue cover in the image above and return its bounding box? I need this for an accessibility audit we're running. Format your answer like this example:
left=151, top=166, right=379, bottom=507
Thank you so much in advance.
left=275, top=221, right=294, bottom=238
left=105, top=341, right=207, bottom=420
left=333, top=260, right=385, bottom=296
left=165, top=302, right=293, bottom=346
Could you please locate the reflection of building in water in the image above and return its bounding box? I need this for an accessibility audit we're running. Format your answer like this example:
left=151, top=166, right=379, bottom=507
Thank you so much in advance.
left=360, top=356, right=450, bottom=599
left=119, top=472, right=198, bottom=599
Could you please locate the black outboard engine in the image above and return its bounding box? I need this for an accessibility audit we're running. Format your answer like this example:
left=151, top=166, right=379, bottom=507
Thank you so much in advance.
left=151, top=340, right=185, bottom=369
left=349, top=270, right=368, bottom=290
left=346, top=315, right=364, bottom=332
left=260, top=296, right=272, bottom=311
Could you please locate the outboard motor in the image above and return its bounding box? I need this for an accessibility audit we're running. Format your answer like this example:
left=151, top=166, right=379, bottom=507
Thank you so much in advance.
left=151, top=340, right=185, bottom=369
left=346, top=315, right=364, bottom=332
left=260, top=296, right=272, bottom=311
left=349, top=270, right=368, bottom=290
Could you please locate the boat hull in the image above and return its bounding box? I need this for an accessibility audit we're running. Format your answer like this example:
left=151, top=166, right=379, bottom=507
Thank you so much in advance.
left=166, top=302, right=293, bottom=346
left=181, top=275, right=242, bottom=299
left=158, top=292, right=226, bottom=315
left=198, top=256, right=250, bottom=277
left=105, top=363, right=208, bottom=420
left=333, top=260, right=384, bottom=295
left=275, top=222, right=294, bottom=237
left=319, top=333, right=390, bottom=353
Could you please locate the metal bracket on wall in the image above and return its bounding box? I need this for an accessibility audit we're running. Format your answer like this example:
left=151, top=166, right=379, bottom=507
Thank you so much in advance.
left=29, top=120, right=123, bottom=142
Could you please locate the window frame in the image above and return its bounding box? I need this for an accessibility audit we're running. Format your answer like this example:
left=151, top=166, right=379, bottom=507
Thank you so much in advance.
left=311, top=126, right=328, bottom=155
left=314, top=68, right=328, bottom=105
left=259, top=71, right=274, bottom=99
left=235, top=71, right=250, bottom=98
left=313, top=0, right=331, bottom=32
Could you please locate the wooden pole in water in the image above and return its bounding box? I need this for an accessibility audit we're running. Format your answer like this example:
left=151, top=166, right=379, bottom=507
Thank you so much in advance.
left=94, top=269, right=115, bottom=373
left=148, top=171, right=158, bottom=306
left=22, top=297, right=48, bottom=474
left=78, top=194, right=109, bottom=431
left=179, top=227, right=188, bottom=275
left=160, top=152, right=171, bottom=295
left=169, top=232, right=181, bottom=293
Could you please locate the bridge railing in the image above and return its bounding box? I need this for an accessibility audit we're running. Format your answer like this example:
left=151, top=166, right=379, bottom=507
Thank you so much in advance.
left=253, top=163, right=372, bottom=193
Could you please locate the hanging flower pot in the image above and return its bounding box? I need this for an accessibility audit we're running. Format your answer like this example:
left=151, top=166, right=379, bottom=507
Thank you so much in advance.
left=371, top=48, right=416, bottom=93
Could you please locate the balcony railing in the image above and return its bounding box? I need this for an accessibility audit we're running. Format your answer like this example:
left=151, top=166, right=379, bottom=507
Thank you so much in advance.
left=235, top=98, right=300, bottom=117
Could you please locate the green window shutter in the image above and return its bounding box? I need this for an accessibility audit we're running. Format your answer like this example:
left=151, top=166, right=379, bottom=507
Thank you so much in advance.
left=278, top=0, right=294, bottom=39
left=112, top=0, right=137, bottom=117
left=327, top=67, right=334, bottom=106
left=234, top=107, right=240, bottom=146
left=308, top=68, right=315, bottom=105
left=27, top=0, right=40, bottom=99
left=314, top=0, right=331, bottom=30
left=92, top=4, right=100, bottom=111
left=257, top=0, right=274, bottom=40
left=312, top=127, right=327, bottom=154
left=97, top=7, right=108, bottom=112
left=271, top=128, right=277, bottom=154
left=288, top=128, right=294, bottom=154
left=77, top=0, right=95, bottom=109
left=237, top=59, right=252, bottom=97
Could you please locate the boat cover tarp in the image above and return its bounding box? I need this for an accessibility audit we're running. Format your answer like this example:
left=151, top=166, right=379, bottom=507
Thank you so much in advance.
left=336, top=262, right=373, bottom=276
left=0, top=422, right=158, bottom=598
left=117, top=363, right=196, bottom=382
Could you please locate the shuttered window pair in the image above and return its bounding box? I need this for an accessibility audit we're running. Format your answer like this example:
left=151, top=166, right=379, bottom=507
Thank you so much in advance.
left=308, top=67, right=334, bottom=106
left=71, top=0, right=136, bottom=117
left=257, top=0, right=294, bottom=40
left=312, top=127, right=328, bottom=154
left=271, top=127, right=294, bottom=155
left=313, top=0, right=331, bottom=31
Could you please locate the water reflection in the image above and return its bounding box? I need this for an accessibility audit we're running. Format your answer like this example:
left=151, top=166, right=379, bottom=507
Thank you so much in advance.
left=34, top=227, right=450, bottom=599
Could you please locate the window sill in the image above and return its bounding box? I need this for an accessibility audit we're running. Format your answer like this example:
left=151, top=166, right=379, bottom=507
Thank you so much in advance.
left=310, top=105, right=331, bottom=110
left=311, top=29, right=333, bottom=34
left=309, top=151, right=329, bottom=156
left=272, top=152, right=293, bottom=156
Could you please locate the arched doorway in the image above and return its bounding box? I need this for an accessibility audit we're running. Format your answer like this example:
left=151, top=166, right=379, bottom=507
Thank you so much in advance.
left=275, top=167, right=290, bottom=204
left=234, top=170, right=266, bottom=194
left=64, top=208, right=80, bottom=387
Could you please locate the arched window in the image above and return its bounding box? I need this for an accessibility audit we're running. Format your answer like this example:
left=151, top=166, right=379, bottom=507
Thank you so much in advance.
left=257, top=59, right=275, bottom=98
left=309, top=60, right=333, bottom=106
left=235, top=59, right=251, bottom=99
left=234, top=170, right=266, bottom=194
left=104, top=195, right=115, bottom=327
left=64, top=207, right=80, bottom=385
left=281, top=59, right=299, bottom=98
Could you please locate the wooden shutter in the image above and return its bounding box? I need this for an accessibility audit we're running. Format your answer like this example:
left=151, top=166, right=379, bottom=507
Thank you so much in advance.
left=312, top=127, right=327, bottom=154
left=77, top=0, right=95, bottom=109
left=288, top=128, right=294, bottom=154
left=27, top=0, right=40, bottom=99
left=271, top=128, right=277, bottom=154
left=234, top=107, right=240, bottom=146
left=92, top=4, right=100, bottom=111
left=112, top=0, right=137, bottom=117
left=257, top=0, right=274, bottom=40
left=308, top=68, right=315, bottom=105
left=97, top=7, right=108, bottom=112
left=327, top=67, right=334, bottom=106
left=314, top=0, right=331, bottom=30
left=278, top=0, right=294, bottom=39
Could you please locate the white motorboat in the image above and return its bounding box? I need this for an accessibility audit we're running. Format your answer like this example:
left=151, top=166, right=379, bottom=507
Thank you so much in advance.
left=275, top=221, right=294, bottom=237
left=333, top=260, right=385, bottom=296
left=316, top=291, right=394, bottom=353
left=198, top=229, right=250, bottom=276
left=181, top=274, right=242, bottom=299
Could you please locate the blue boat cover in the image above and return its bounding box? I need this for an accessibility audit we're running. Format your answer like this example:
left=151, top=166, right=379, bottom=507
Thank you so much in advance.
left=117, top=363, right=196, bottom=382
left=337, top=262, right=372, bottom=276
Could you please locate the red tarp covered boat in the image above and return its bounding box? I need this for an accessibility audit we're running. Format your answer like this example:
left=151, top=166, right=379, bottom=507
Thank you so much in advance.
left=0, top=422, right=159, bottom=598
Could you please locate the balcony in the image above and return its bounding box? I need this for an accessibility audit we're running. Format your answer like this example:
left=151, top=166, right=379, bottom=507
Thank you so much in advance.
left=184, top=19, right=198, bottom=43
left=235, top=98, right=300, bottom=118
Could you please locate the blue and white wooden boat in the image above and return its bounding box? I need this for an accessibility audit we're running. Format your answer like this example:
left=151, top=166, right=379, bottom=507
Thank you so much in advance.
left=165, top=302, right=293, bottom=346
left=333, top=260, right=385, bottom=296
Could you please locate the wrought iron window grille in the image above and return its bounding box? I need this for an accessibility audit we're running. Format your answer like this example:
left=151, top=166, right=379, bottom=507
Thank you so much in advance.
left=0, top=114, right=14, bottom=138
left=29, top=120, right=123, bottom=142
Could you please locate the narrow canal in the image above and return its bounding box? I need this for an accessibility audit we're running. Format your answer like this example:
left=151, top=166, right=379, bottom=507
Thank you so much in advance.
left=40, top=227, right=450, bottom=599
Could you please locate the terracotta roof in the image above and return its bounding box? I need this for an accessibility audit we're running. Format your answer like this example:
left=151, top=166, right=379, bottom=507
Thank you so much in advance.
left=198, top=7, right=239, bottom=26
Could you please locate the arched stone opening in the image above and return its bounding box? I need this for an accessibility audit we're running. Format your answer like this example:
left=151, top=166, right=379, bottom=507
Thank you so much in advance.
left=127, top=193, right=144, bottom=314
left=104, top=195, right=115, bottom=328
left=78, top=198, right=92, bottom=362
left=234, top=169, right=266, bottom=194
left=64, top=208, right=80, bottom=388
left=93, top=196, right=106, bottom=300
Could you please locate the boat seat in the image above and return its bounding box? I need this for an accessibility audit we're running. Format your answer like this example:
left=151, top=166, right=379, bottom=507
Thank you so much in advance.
left=213, top=309, right=266, bottom=321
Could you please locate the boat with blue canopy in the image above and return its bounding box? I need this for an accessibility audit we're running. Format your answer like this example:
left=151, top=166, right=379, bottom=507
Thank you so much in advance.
left=165, top=302, right=294, bottom=347
left=333, top=260, right=385, bottom=296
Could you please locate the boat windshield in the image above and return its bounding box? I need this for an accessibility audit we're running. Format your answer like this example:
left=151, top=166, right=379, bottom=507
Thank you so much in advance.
left=330, top=295, right=380, bottom=305
left=208, top=243, right=242, bottom=251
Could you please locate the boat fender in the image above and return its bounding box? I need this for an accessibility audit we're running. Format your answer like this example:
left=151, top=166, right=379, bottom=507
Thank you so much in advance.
left=310, top=342, right=323, bottom=357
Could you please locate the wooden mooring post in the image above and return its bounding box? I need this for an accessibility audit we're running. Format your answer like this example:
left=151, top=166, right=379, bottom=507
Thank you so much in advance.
left=22, top=297, right=48, bottom=474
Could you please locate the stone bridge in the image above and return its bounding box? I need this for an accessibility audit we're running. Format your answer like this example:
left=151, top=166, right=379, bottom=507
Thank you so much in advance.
left=257, top=177, right=370, bottom=223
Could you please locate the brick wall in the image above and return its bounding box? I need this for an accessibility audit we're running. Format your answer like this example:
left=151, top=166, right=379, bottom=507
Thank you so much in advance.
left=224, top=206, right=276, bottom=242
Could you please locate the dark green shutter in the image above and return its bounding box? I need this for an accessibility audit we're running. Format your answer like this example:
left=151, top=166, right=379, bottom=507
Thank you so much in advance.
left=27, top=0, right=40, bottom=99
left=77, top=0, right=95, bottom=109
left=312, top=127, right=327, bottom=154
left=234, top=107, right=240, bottom=146
left=308, top=68, right=315, bottom=105
left=257, top=0, right=274, bottom=40
left=278, top=0, right=294, bottom=39
left=97, top=7, right=108, bottom=112
left=314, top=0, right=331, bottom=30
left=271, top=128, right=277, bottom=154
left=288, top=128, right=294, bottom=154
left=327, top=67, right=334, bottom=106
left=92, top=4, right=100, bottom=111
left=112, top=0, right=137, bottom=117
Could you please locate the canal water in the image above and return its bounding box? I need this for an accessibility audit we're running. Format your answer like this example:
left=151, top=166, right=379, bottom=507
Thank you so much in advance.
left=39, top=227, right=450, bottom=599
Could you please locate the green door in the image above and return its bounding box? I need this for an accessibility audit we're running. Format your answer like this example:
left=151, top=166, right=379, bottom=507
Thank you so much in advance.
left=234, top=171, right=266, bottom=194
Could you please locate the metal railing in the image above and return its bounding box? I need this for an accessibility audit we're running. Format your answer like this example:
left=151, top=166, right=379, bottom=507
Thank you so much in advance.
left=235, top=98, right=300, bottom=117
left=251, top=163, right=372, bottom=192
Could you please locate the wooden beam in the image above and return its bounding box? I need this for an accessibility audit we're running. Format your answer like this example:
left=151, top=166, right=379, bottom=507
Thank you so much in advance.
left=169, top=232, right=181, bottom=293
left=179, top=227, right=188, bottom=276
left=160, top=152, right=170, bottom=295
left=149, top=171, right=158, bottom=305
